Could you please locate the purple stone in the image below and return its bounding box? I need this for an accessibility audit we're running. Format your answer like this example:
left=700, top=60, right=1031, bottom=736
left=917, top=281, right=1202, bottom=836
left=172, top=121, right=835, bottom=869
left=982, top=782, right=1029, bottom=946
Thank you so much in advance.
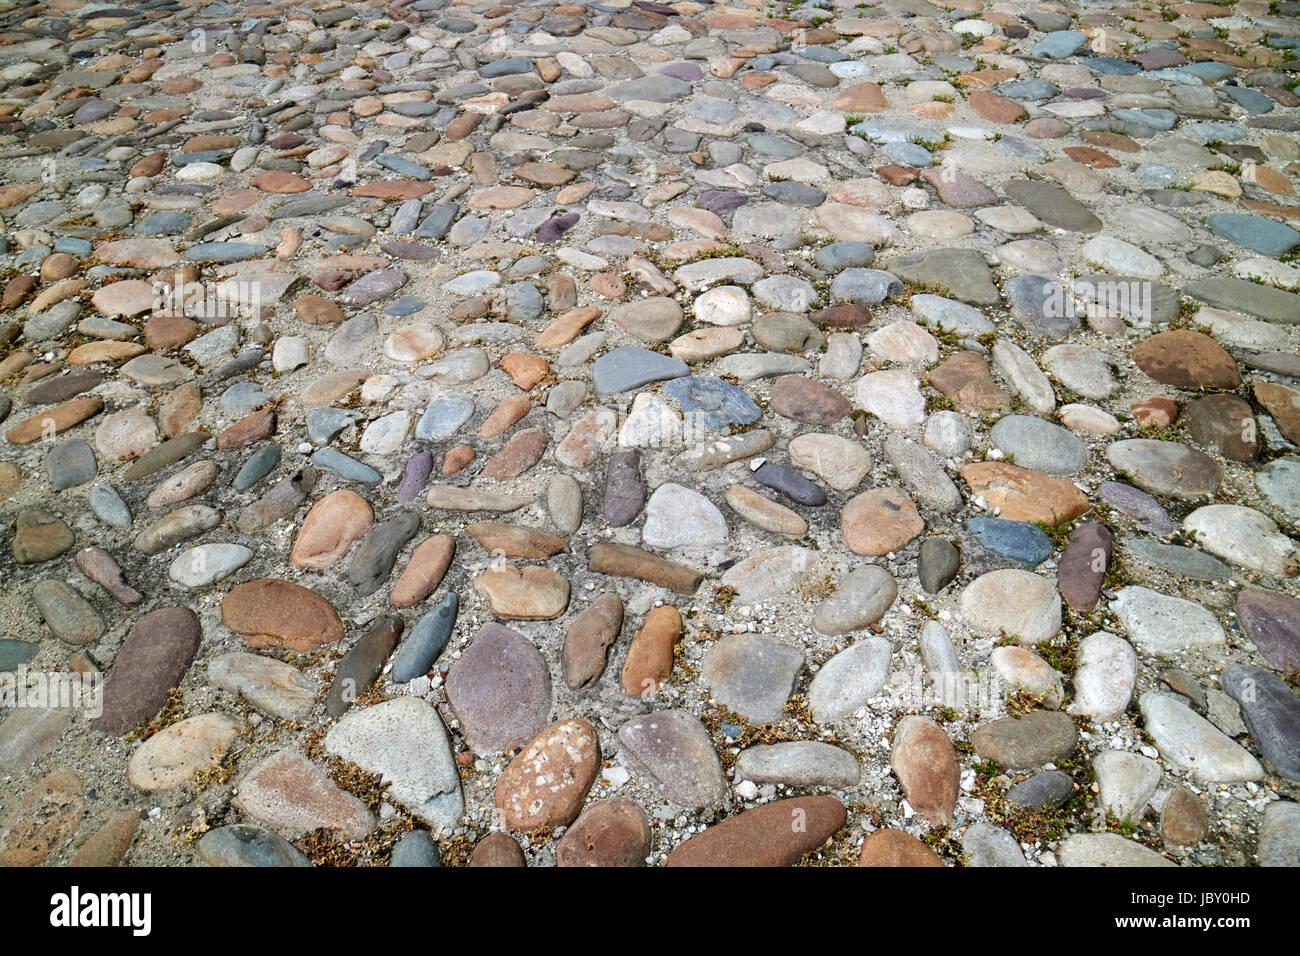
left=1097, top=481, right=1174, bottom=536
left=537, top=213, right=579, bottom=243
left=1057, top=522, right=1112, bottom=611
left=603, top=451, right=646, bottom=527
left=397, top=451, right=433, bottom=504
left=752, top=463, right=827, bottom=507
left=661, top=62, right=704, bottom=82
left=341, top=267, right=407, bottom=306
left=1004, top=24, right=1028, bottom=38
left=1132, top=49, right=1187, bottom=70
left=1236, top=589, right=1300, bottom=672
left=1064, top=88, right=1105, bottom=99
left=698, top=190, right=747, bottom=216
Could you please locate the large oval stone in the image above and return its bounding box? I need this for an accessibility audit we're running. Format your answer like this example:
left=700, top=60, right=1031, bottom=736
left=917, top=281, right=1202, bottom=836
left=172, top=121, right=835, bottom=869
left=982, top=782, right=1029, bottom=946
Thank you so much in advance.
left=495, top=719, right=600, bottom=829
left=221, top=578, right=343, bottom=652
left=127, top=713, right=241, bottom=791
left=445, top=623, right=552, bottom=754
left=91, top=607, right=202, bottom=736
left=617, top=709, right=726, bottom=809
left=291, top=490, right=373, bottom=569
left=555, top=799, right=651, bottom=867
left=666, top=796, right=846, bottom=866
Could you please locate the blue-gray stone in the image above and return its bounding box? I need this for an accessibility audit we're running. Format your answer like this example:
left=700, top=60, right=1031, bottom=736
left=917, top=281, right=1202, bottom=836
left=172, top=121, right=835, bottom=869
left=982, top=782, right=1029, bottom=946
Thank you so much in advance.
left=392, top=592, right=458, bottom=683
left=797, top=45, right=845, bottom=63
left=197, top=824, right=312, bottom=867
left=1034, top=30, right=1087, bottom=58
left=505, top=281, right=543, bottom=322
left=347, top=513, right=421, bottom=595
left=271, top=195, right=352, bottom=219
left=685, top=99, right=739, bottom=126
left=993, top=137, right=1047, bottom=161
left=990, top=414, right=1088, bottom=475
left=607, top=75, right=692, bottom=103
left=1207, top=214, right=1300, bottom=257
left=135, top=211, right=192, bottom=235
left=416, top=395, right=474, bottom=439
left=1112, top=108, right=1178, bottom=131
left=88, top=483, right=132, bottom=529
left=312, top=449, right=382, bottom=484
left=0, top=639, right=38, bottom=673
left=173, top=150, right=231, bottom=166
left=831, top=268, right=904, bottom=306
left=385, top=295, right=426, bottom=317
left=1005, top=274, right=1080, bottom=339
left=661, top=376, right=761, bottom=430
left=184, top=242, right=270, bottom=262
left=1184, top=121, right=1247, bottom=143
left=1222, top=85, right=1273, bottom=114
left=753, top=462, right=827, bottom=506
left=968, top=517, right=1052, bottom=566
left=481, top=56, right=534, bottom=77
left=307, top=407, right=361, bottom=445
left=995, top=78, right=1060, bottom=100
left=234, top=444, right=281, bottom=491
left=53, top=237, right=93, bottom=256
left=1126, top=539, right=1231, bottom=582
left=1182, top=61, right=1235, bottom=81
left=1007, top=770, right=1074, bottom=809
left=416, top=204, right=459, bottom=239
left=881, top=141, right=932, bottom=166
left=390, top=829, right=441, bottom=866
left=46, top=439, right=96, bottom=490
left=1135, top=162, right=1176, bottom=187
left=377, top=154, right=432, bottom=180
left=220, top=381, right=268, bottom=418
left=391, top=199, right=424, bottom=234
left=761, top=181, right=825, bottom=207
left=1222, top=665, right=1300, bottom=782
left=593, top=347, right=689, bottom=395
left=815, top=242, right=874, bottom=272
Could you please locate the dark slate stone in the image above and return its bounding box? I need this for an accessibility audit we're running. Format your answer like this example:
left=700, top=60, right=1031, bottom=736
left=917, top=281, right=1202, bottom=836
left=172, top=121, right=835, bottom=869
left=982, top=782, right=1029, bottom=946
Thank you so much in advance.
left=661, top=376, right=762, bottom=430
left=752, top=462, right=827, bottom=506
left=1005, top=274, right=1081, bottom=339
left=967, top=517, right=1052, bottom=566
left=0, top=639, right=38, bottom=673
left=46, top=439, right=96, bottom=490
left=392, top=592, right=458, bottom=683
left=197, top=824, right=312, bottom=867
left=1222, top=665, right=1300, bottom=782
left=233, top=444, right=281, bottom=491
left=325, top=617, right=403, bottom=718
left=604, top=451, right=647, bottom=527
left=1236, top=589, right=1300, bottom=672
left=390, top=829, right=442, bottom=866
left=918, top=537, right=960, bottom=593
left=1127, top=539, right=1231, bottom=582
left=1006, top=770, right=1074, bottom=809
left=346, top=512, right=421, bottom=595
